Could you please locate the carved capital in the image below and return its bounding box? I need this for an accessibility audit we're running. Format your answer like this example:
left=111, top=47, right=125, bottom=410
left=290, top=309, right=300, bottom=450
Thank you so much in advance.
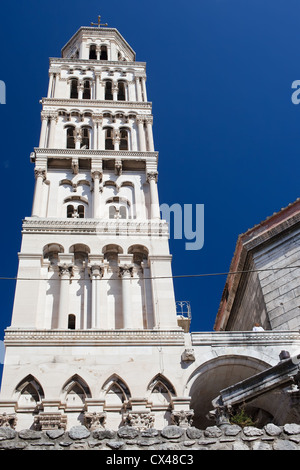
left=0, top=413, right=17, bottom=429
left=171, top=410, right=194, bottom=428
left=89, top=264, right=104, bottom=279
left=84, top=411, right=106, bottom=430
left=34, top=168, right=46, bottom=180
left=58, top=263, right=73, bottom=278
left=124, top=412, right=155, bottom=430
left=147, top=171, right=158, bottom=183
left=119, top=264, right=134, bottom=278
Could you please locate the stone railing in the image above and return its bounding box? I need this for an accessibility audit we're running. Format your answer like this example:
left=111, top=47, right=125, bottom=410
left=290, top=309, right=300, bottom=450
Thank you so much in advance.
left=0, top=423, right=300, bottom=450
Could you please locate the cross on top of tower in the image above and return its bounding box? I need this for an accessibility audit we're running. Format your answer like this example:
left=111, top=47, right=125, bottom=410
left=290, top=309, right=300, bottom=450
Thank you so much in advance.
left=91, top=15, right=108, bottom=28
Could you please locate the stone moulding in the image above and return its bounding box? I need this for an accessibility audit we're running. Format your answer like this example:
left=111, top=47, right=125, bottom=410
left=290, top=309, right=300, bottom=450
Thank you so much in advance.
left=22, top=218, right=169, bottom=237
left=191, top=330, right=300, bottom=347
left=4, top=329, right=185, bottom=347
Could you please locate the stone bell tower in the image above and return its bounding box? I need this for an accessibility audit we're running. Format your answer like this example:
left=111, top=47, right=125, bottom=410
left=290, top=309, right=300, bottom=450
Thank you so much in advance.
left=0, top=19, right=192, bottom=431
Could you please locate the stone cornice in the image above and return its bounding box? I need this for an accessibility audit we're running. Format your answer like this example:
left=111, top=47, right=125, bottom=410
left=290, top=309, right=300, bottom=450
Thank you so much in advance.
left=191, top=330, right=300, bottom=347
left=4, top=328, right=185, bottom=346
left=42, top=98, right=152, bottom=109
left=50, top=57, right=144, bottom=67
left=22, top=218, right=169, bottom=237
left=32, top=148, right=158, bottom=163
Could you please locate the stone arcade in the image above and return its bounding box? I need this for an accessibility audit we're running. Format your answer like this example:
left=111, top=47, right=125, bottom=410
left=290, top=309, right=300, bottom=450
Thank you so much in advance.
left=0, top=21, right=300, bottom=435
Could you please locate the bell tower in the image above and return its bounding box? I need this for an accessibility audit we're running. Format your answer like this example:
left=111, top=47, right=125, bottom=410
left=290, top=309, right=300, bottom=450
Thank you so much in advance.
left=0, top=20, right=191, bottom=431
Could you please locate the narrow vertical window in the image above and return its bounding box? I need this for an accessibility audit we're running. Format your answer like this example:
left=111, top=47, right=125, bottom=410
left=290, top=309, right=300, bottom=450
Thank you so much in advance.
left=100, top=45, right=108, bottom=60
left=70, top=79, right=78, bottom=99
left=105, top=80, right=113, bottom=100
left=83, top=80, right=91, bottom=99
left=78, top=205, right=85, bottom=218
left=68, top=314, right=76, bottom=329
left=66, top=126, right=76, bottom=149
left=117, top=81, right=126, bottom=101
left=81, top=127, right=90, bottom=149
left=89, top=45, right=97, bottom=60
left=105, top=128, right=114, bottom=150
left=67, top=205, right=74, bottom=218
left=119, top=128, right=129, bottom=150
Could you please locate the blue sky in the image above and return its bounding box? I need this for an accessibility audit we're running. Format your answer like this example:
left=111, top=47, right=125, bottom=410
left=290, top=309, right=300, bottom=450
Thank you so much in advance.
left=0, top=0, right=299, bottom=357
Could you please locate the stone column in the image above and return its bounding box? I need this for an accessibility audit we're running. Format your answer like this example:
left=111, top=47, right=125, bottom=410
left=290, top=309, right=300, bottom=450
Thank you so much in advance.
left=93, top=114, right=103, bottom=149
left=113, top=129, right=121, bottom=151
left=137, top=116, right=146, bottom=152
left=112, top=83, right=118, bottom=101
left=39, top=112, right=49, bottom=148
left=89, top=264, right=103, bottom=328
left=145, top=116, right=154, bottom=151
left=48, top=112, right=57, bottom=148
left=92, top=170, right=102, bottom=218
left=57, top=262, right=73, bottom=329
left=119, top=262, right=134, bottom=329
left=32, top=168, right=46, bottom=217
left=135, top=76, right=142, bottom=101
left=78, top=83, right=84, bottom=100
left=147, top=172, right=160, bottom=219
left=141, top=77, right=147, bottom=102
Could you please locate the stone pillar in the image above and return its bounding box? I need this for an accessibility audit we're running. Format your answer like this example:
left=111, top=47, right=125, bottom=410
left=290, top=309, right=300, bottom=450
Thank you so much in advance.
left=147, top=171, right=160, bottom=219
left=145, top=116, right=154, bottom=151
left=112, top=83, right=118, bottom=101
left=32, top=168, right=46, bottom=217
left=135, top=76, right=142, bottom=101
left=113, top=129, right=121, bottom=151
left=92, top=170, right=102, bottom=218
left=89, top=264, right=103, bottom=328
left=57, top=262, right=73, bottom=329
left=93, top=114, right=103, bottom=149
left=141, top=77, right=147, bottom=102
left=137, top=116, right=146, bottom=152
left=78, top=83, right=84, bottom=100
left=39, top=112, right=49, bottom=148
left=118, top=259, right=134, bottom=329
left=48, top=112, right=57, bottom=148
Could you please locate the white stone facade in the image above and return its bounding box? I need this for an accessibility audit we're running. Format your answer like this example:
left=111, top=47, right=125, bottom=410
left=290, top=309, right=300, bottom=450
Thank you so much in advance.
left=0, top=25, right=299, bottom=432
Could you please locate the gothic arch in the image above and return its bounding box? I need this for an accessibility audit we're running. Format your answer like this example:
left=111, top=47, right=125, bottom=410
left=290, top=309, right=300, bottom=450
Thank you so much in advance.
left=13, top=375, right=44, bottom=407
left=61, top=374, right=91, bottom=407
left=147, top=374, right=176, bottom=398
left=186, top=355, right=270, bottom=429
left=101, top=374, right=131, bottom=406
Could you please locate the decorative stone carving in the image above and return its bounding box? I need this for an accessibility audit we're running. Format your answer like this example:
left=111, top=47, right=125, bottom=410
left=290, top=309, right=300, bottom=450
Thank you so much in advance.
left=124, top=412, right=155, bottom=431
left=181, top=348, right=195, bottom=362
left=0, top=413, right=17, bottom=429
left=118, top=264, right=134, bottom=278
left=34, top=412, right=67, bottom=431
left=84, top=411, right=107, bottom=430
left=171, top=410, right=194, bottom=428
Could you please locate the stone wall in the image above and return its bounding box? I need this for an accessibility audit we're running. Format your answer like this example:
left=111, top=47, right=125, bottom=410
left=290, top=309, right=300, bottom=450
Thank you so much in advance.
left=1, top=423, right=300, bottom=451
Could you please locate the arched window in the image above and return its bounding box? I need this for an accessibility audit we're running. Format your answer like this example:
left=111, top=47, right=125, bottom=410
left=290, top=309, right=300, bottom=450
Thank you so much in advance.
left=105, top=128, right=114, bottom=150
left=68, top=314, right=76, bottom=329
left=67, top=204, right=74, bottom=218
left=119, top=128, right=129, bottom=150
left=83, top=80, right=91, bottom=99
left=70, top=78, right=78, bottom=99
left=109, top=206, right=117, bottom=219
left=118, top=81, right=126, bottom=101
left=66, top=126, right=76, bottom=149
left=78, top=205, right=85, bottom=218
left=119, top=206, right=127, bottom=219
left=81, top=127, right=90, bottom=149
left=89, top=45, right=97, bottom=60
left=105, top=80, right=113, bottom=100
left=100, top=45, right=108, bottom=60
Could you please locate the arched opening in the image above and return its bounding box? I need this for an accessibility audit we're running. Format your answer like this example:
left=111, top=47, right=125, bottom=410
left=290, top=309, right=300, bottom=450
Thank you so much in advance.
left=70, top=78, right=78, bottom=99
left=104, top=80, right=113, bottom=100
left=66, top=126, right=76, bottom=149
left=15, top=375, right=44, bottom=409
left=119, top=128, right=129, bottom=150
left=100, top=45, right=108, bottom=60
left=80, top=126, right=90, bottom=149
left=188, top=355, right=270, bottom=429
left=117, top=81, right=126, bottom=101
left=68, top=314, right=76, bottom=329
left=89, top=44, right=97, bottom=60
left=82, top=80, right=91, bottom=99
left=104, top=127, right=114, bottom=150
left=62, top=374, right=91, bottom=408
